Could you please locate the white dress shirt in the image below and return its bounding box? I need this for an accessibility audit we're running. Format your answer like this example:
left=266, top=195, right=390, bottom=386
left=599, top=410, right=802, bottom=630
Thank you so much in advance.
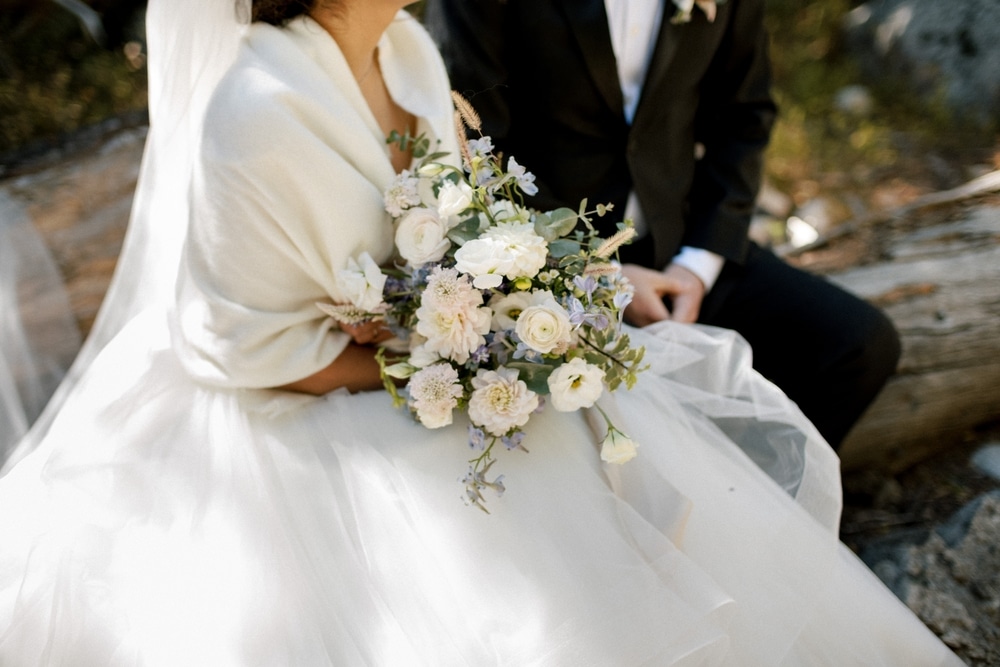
left=604, top=0, right=725, bottom=290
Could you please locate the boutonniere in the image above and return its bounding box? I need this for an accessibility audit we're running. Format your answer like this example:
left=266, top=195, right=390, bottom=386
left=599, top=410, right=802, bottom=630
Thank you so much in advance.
left=671, top=0, right=726, bottom=24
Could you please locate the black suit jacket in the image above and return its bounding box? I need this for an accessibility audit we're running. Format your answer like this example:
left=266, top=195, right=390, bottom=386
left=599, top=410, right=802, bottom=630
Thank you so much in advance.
left=424, top=0, right=776, bottom=270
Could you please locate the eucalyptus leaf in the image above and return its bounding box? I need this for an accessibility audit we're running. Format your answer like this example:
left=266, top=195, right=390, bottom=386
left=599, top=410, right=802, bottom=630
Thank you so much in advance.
left=534, top=207, right=579, bottom=241
left=447, top=218, right=481, bottom=245
left=505, top=362, right=555, bottom=395
left=547, top=239, right=582, bottom=258
left=422, top=150, right=451, bottom=163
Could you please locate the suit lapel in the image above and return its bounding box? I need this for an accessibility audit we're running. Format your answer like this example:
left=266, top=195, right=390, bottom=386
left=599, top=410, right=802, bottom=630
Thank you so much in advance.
left=635, top=7, right=683, bottom=122
left=560, top=0, right=624, bottom=120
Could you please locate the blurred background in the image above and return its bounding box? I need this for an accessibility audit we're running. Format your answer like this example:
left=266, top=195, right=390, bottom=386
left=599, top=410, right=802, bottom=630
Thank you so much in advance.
left=1, top=1, right=999, bottom=661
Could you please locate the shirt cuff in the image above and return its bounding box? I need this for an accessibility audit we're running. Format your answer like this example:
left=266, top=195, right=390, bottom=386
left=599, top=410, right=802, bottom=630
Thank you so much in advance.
left=670, top=247, right=725, bottom=292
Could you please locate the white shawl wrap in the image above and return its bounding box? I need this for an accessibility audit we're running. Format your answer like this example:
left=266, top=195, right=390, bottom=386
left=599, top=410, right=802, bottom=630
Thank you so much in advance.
left=173, top=14, right=457, bottom=388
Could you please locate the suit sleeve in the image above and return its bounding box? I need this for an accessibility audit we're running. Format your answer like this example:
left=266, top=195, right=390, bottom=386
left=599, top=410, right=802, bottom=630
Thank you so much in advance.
left=683, top=0, right=777, bottom=263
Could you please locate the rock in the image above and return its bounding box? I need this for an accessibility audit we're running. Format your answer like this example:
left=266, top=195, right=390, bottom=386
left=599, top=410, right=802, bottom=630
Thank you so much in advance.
left=863, top=492, right=1000, bottom=664
left=971, top=444, right=1000, bottom=483
left=834, top=84, right=875, bottom=117
left=844, top=0, right=1000, bottom=125
left=756, top=179, right=794, bottom=219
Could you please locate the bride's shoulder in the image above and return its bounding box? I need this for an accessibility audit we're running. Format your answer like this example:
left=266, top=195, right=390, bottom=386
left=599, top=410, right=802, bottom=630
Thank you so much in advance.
left=199, top=35, right=300, bottom=163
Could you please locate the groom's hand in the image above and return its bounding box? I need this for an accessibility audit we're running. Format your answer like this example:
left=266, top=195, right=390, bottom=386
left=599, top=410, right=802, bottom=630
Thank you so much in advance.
left=621, top=263, right=705, bottom=326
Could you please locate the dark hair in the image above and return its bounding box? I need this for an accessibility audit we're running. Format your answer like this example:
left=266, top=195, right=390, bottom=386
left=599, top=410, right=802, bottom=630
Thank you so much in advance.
left=251, top=0, right=315, bottom=25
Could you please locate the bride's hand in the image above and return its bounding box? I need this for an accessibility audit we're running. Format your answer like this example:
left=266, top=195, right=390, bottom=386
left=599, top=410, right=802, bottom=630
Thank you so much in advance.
left=340, top=319, right=394, bottom=346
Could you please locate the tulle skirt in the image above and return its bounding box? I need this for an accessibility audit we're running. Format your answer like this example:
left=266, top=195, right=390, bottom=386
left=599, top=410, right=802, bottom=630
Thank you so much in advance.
left=0, top=310, right=963, bottom=665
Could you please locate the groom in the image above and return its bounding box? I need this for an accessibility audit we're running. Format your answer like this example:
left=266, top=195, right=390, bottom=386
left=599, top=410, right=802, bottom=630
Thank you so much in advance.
left=424, top=0, right=900, bottom=450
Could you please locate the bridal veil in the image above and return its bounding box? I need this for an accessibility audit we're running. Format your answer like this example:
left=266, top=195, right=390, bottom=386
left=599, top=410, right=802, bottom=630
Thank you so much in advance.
left=2, top=0, right=248, bottom=472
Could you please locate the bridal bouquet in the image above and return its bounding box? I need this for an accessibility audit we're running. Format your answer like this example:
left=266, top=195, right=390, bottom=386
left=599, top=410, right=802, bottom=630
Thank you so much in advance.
left=320, top=97, right=646, bottom=510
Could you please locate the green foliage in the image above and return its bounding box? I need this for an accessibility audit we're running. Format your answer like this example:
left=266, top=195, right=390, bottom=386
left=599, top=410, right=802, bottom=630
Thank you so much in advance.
left=764, top=0, right=992, bottom=192
left=0, top=8, right=147, bottom=158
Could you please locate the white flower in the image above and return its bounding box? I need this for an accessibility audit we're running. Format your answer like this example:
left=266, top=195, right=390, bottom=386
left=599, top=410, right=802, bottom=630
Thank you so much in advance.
left=415, top=307, right=492, bottom=364
left=395, top=207, right=451, bottom=265
left=437, top=180, right=474, bottom=219
left=415, top=268, right=491, bottom=364
left=514, top=291, right=573, bottom=354
left=507, top=156, right=539, bottom=196
left=467, top=136, right=494, bottom=158
left=547, top=358, right=605, bottom=412
left=421, top=266, right=486, bottom=315
left=335, top=252, right=386, bottom=312
left=408, top=363, right=464, bottom=429
left=453, top=239, right=508, bottom=289
left=454, top=221, right=548, bottom=289
left=599, top=426, right=639, bottom=464
left=383, top=170, right=422, bottom=217
left=488, top=291, right=532, bottom=331
left=468, top=367, right=539, bottom=436
left=489, top=200, right=531, bottom=224
left=407, top=337, right=440, bottom=369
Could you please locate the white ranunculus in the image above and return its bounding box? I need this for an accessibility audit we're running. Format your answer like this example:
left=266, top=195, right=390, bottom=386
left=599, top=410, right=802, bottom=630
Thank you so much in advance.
left=395, top=207, right=450, bottom=265
left=547, top=358, right=605, bottom=412
left=437, top=180, right=474, bottom=219
left=514, top=291, right=573, bottom=354
left=488, top=291, right=532, bottom=331
left=408, top=363, right=464, bottom=429
left=599, top=427, right=639, bottom=464
left=468, top=367, right=539, bottom=436
left=335, top=251, right=386, bottom=312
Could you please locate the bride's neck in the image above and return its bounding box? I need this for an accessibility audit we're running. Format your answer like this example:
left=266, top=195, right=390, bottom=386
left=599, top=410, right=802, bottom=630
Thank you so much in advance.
left=310, top=4, right=398, bottom=84
left=310, top=1, right=415, bottom=174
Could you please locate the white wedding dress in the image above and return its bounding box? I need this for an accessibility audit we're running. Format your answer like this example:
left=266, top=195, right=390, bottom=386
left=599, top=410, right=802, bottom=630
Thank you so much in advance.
left=0, top=6, right=965, bottom=666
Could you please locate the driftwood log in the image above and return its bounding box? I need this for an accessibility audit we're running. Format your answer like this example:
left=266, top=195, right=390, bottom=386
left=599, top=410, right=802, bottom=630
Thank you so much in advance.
left=812, top=190, right=1000, bottom=472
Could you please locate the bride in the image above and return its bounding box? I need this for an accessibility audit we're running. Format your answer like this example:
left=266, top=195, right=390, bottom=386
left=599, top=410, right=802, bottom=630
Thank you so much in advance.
left=0, top=0, right=965, bottom=664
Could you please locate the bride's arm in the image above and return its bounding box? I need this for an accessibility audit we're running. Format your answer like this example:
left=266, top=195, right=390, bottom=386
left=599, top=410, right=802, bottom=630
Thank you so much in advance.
left=277, top=343, right=383, bottom=395
left=277, top=320, right=396, bottom=394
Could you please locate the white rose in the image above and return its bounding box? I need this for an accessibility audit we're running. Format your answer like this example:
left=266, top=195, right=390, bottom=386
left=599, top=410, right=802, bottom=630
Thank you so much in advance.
left=454, top=221, right=548, bottom=289
left=395, top=207, right=451, bottom=266
left=468, top=367, right=539, bottom=436
left=335, top=251, right=386, bottom=312
left=453, top=237, right=512, bottom=289
left=489, top=222, right=548, bottom=280
left=514, top=291, right=573, bottom=354
left=437, top=180, right=474, bottom=219
left=547, top=358, right=605, bottom=412
left=488, top=291, right=532, bottom=331
left=600, top=427, right=639, bottom=464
